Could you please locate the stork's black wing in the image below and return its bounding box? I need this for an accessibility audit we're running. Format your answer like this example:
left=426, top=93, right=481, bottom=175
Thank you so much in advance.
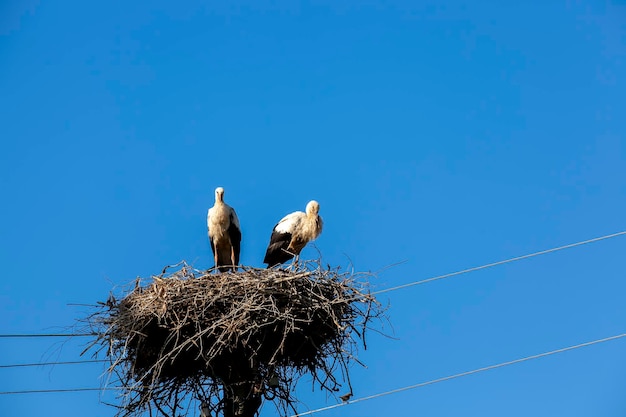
left=228, top=211, right=242, bottom=266
left=263, top=228, right=294, bottom=267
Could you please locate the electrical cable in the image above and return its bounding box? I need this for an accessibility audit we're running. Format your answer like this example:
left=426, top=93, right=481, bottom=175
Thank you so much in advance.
left=370, top=230, right=626, bottom=296
left=291, top=332, right=626, bottom=416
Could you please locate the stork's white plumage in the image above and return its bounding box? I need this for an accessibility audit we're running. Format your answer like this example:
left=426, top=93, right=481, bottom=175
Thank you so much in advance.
left=263, top=200, right=323, bottom=267
left=207, top=187, right=242, bottom=272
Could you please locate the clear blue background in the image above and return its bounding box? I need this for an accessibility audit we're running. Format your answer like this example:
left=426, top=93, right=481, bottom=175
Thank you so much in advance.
left=1, top=1, right=625, bottom=416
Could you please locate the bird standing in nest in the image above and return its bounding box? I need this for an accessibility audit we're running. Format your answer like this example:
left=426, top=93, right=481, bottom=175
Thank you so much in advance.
left=263, top=200, right=323, bottom=267
left=207, top=187, right=242, bottom=272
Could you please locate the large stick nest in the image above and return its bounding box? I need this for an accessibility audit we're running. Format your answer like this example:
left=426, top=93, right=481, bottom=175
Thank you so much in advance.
left=82, top=260, right=386, bottom=417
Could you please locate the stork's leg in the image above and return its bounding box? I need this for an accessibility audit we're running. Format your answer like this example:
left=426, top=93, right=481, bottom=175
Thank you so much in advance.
left=230, top=247, right=237, bottom=272
left=210, top=237, right=220, bottom=272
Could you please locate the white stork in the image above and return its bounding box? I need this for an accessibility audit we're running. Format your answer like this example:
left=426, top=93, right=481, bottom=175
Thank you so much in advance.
left=207, top=187, right=242, bottom=272
left=263, top=200, right=323, bottom=267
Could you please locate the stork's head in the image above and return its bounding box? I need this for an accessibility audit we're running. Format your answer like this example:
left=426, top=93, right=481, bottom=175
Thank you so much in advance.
left=215, top=187, right=225, bottom=202
left=306, top=200, right=320, bottom=215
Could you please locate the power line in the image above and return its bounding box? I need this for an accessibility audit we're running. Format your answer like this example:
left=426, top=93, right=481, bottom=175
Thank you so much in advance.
left=0, top=359, right=107, bottom=369
left=1, top=332, right=623, bottom=399
left=0, top=387, right=118, bottom=395
left=0, top=333, right=96, bottom=339
left=0, top=332, right=622, bottom=417
left=371, top=229, right=626, bottom=296
left=291, top=332, right=626, bottom=416
left=1, top=230, right=624, bottom=339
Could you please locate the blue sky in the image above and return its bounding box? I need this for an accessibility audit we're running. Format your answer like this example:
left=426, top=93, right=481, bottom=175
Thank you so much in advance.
left=1, top=1, right=625, bottom=416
